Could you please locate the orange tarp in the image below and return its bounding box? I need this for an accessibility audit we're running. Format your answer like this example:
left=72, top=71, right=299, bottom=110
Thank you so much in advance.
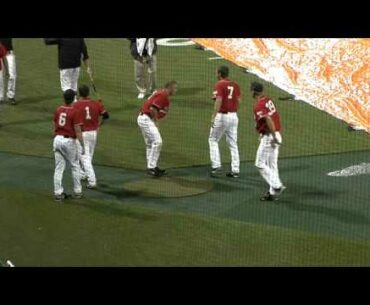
left=193, top=38, right=370, bottom=132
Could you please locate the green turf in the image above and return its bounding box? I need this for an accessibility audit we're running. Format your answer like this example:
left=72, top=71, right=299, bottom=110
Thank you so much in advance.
left=0, top=39, right=369, bottom=170
left=1, top=39, right=370, bottom=266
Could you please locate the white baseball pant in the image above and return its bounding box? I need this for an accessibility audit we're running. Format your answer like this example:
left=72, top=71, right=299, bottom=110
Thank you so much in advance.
left=209, top=112, right=240, bottom=173
left=60, top=67, right=80, bottom=93
left=255, top=132, right=283, bottom=195
left=0, top=66, right=4, bottom=101
left=78, top=130, right=98, bottom=186
left=134, top=55, right=157, bottom=94
left=5, top=52, right=16, bottom=99
left=137, top=114, right=162, bottom=169
left=53, top=135, right=82, bottom=196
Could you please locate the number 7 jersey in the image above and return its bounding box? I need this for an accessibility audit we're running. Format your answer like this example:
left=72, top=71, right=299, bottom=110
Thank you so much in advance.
left=213, top=79, right=241, bottom=113
left=253, top=95, right=281, bottom=134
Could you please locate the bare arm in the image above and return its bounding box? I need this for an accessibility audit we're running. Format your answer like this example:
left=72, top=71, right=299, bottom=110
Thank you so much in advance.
left=74, top=124, right=85, bottom=154
left=149, top=106, right=160, bottom=126
left=211, top=97, right=222, bottom=126
left=265, top=116, right=281, bottom=144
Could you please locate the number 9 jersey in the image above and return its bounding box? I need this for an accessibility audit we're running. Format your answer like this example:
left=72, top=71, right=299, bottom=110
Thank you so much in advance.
left=253, top=95, right=281, bottom=134
left=212, top=79, right=241, bottom=113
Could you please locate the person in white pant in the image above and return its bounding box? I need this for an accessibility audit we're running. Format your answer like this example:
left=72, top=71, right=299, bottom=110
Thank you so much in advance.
left=128, top=38, right=157, bottom=99
left=73, top=85, right=109, bottom=189
left=0, top=39, right=16, bottom=105
left=137, top=81, right=177, bottom=177
left=53, top=89, right=85, bottom=202
left=251, top=81, right=286, bottom=201
left=209, top=65, right=241, bottom=178
left=0, top=43, right=7, bottom=106
left=44, top=38, right=91, bottom=94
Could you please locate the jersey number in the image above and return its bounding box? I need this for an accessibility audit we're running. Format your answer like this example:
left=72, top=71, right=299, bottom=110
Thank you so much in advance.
left=265, top=100, right=276, bottom=114
left=227, top=86, right=234, bottom=99
left=58, top=113, right=67, bottom=126
left=85, top=106, right=91, bottom=120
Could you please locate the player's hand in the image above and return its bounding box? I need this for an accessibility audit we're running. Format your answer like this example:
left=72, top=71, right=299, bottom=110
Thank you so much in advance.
left=272, top=137, right=281, bottom=146
left=80, top=146, right=86, bottom=155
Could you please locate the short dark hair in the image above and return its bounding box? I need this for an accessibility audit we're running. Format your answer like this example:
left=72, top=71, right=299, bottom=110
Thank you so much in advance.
left=250, top=81, right=263, bottom=93
left=79, top=84, right=90, bottom=98
left=165, top=80, right=177, bottom=88
left=217, top=66, right=229, bottom=78
left=63, top=89, right=76, bottom=104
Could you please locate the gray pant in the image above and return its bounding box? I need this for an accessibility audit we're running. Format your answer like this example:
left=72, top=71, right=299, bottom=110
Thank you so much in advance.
left=134, top=55, right=157, bottom=94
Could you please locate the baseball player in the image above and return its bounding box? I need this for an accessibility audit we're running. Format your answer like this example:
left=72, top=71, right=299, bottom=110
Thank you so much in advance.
left=74, top=85, right=109, bottom=189
left=53, top=89, right=85, bottom=202
left=128, top=38, right=158, bottom=99
left=0, top=42, right=8, bottom=105
left=251, top=81, right=286, bottom=201
left=0, top=39, right=16, bottom=105
left=44, top=38, right=91, bottom=94
left=209, top=65, right=241, bottom=178
left=137, top=81, right=177, bottom=177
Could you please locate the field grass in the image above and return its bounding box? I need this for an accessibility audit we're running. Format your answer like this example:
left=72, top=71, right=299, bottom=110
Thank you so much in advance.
left=1, top=38, right=370, bottom=266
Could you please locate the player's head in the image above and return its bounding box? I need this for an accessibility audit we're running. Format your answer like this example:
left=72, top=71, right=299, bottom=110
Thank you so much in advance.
left=217, top=66, right=229, bottom=80
left=165, top=80, right=178, bottom=96
left=250, top=81, right=263, bottom=98
left=79, top=85, right=90, bottom=98
left=63, top=89, right=76, bottom=105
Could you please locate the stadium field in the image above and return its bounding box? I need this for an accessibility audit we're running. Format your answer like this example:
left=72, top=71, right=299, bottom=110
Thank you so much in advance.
left=1, top=38, right=370, bottom=266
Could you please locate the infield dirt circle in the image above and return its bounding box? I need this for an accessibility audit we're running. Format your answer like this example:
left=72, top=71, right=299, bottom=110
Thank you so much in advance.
left=123, top=176, right=214, bottom=198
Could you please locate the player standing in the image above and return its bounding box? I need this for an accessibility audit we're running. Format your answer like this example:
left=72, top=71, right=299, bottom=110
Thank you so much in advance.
left=137, top=81, right=177, bottom=177
left=0, top=38, right=16, bottom=105
left=53, top=89, right=85, bottom=202
left=0, top=42, right=8, bottom=105
left=251, top=81, right=286, bottom=201
left=209, top=66, right=241, bottom=178
left=44, top=38, right=91, bottom=94
left=74, top=85, right=109, bottom=189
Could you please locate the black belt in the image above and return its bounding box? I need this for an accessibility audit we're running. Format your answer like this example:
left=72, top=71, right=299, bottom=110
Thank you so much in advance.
left=219, top=111, right=236, bottom=114
left=140, top=112, right=152, bottom=119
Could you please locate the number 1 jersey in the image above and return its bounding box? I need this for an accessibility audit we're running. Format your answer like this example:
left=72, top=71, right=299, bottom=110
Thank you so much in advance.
left=73, top=98, right=107, bottom=132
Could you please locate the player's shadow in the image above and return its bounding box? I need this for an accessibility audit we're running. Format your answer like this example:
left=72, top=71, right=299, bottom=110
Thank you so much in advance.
left=279, top=185, right=370, bottom=225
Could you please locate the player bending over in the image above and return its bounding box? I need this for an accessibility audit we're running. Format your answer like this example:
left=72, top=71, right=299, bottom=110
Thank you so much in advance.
left=209, top=65, right=241, bottom=178
left=74, top=85, right=109, bottom=189
left=53, top=90, right=85, bottom=202
left=137, top=81, right=177, bottom=177
left=251, top=82, right=286, bottom=201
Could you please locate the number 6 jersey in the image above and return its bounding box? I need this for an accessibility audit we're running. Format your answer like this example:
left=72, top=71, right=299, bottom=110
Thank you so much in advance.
left=253, top=95, right=281, bottom=134
left=212, top=78, right=241, bottom=113
left=54, top=105, right=83, bottom=138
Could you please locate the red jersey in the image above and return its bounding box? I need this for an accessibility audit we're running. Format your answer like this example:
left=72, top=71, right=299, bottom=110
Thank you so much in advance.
left=54, top=105, right=83, bottom=138
left=73, top=98, right=107, bottom=131
left=212, top=78, right=241, bottom=113
left=253, top=96, right=281, bottom=134
left=0, top=43, right=7, bottom=71
left=141, top=89, right=170, bottom=120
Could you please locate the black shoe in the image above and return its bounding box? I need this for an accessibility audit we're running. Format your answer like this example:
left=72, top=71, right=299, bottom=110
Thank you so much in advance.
left=226, top=172, right=239, bottom=178
left=272, top=185, right=287, bottom=196
left=155, top=167, right=166, bottom=175
left=210, top=167, right=223, bottom=178
left=147, top=168, right=162, bottom=177
left=8, top=98, right=16, bottom=105
left=260, top=192, right=278, bottom=202
left=72, top=192, right=83, bottom=199
left=54, top=193, right=70, bottom=202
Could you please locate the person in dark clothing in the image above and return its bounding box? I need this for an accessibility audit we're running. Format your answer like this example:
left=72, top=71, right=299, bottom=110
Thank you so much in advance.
left=0, top=38, right=16, bottom=105
left=45, top=38, right=92, bottom=94
left=128, top=38, right=158, bottom=99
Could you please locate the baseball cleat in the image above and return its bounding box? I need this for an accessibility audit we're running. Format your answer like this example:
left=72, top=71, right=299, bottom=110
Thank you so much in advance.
left=86, top=184, right=97, bottom=190
left=273, top=185, right=287, bottom=196
left=155, top=167, right=166, bottom=175
left=8, top=98, right=16, bottom=105
left=210, top=167, right=223, bottom=178
left=147, top=168, right=163, bottom=177
left=54, top=193, right=70, bottom=202
left=226, top=172, right=240, bottom=178
left=138, top=93, right=145, bottom=99
left=80, top=176, right=88, bottom=182
left=260, top=192, right=278, bottom=202
left=72, top=193, right=83, bottom=199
